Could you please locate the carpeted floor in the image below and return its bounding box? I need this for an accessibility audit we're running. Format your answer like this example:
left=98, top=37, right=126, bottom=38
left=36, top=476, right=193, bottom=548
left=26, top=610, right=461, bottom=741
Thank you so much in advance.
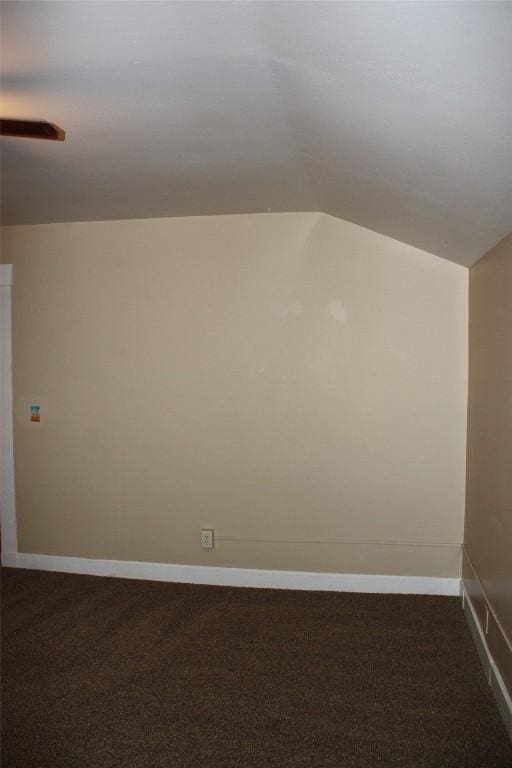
left=2, top=568, right=511, bottom=768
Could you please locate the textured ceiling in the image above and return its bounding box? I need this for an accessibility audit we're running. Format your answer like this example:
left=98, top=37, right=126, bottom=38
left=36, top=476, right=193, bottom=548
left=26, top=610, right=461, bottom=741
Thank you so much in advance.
left=1, top=1, right=511, bottom=266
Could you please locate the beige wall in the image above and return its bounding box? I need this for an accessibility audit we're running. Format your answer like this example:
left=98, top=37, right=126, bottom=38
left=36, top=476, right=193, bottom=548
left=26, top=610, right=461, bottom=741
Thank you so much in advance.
left=1, top=213, right=468, bottom=576
left=465, top=234, right=512, bottom=643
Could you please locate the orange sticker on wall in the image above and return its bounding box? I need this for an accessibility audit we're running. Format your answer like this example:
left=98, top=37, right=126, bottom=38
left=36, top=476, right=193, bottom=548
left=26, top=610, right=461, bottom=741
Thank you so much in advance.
left=30, top=405, right=40, bottom=422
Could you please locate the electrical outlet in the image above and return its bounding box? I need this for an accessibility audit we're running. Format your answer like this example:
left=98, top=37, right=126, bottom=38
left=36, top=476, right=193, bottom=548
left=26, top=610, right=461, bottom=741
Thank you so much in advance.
left=201, top=529, right=214, bottom=550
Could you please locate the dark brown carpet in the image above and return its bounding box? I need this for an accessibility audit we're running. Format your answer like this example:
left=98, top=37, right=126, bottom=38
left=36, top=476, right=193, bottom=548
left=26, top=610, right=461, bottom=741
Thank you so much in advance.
left=2, top=568, right=511, bottom=768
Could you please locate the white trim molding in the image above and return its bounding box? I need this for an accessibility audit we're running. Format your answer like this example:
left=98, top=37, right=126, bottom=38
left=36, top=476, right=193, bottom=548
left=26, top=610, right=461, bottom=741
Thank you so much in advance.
left=0, top=264, right=13, bottom=286
left=461, top=550, right=512, bottom=742
left=2, top=552, right=460, bottom=595
left=0, top=264, right=17, bottom=556
left=462, top=584, right=512, bottom=741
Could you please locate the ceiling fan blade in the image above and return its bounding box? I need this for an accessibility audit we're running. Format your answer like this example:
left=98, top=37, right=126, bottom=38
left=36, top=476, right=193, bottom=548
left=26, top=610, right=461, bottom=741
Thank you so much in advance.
left=0, top=119, right=65, bottom=141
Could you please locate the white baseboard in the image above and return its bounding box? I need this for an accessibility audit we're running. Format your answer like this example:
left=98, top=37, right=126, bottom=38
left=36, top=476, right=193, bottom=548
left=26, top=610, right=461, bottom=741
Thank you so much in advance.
left=2, top=552, right=460, bottom=595
left=1, top=552, right=18, bottom=568
left=462, top=586, right=512, bottom=741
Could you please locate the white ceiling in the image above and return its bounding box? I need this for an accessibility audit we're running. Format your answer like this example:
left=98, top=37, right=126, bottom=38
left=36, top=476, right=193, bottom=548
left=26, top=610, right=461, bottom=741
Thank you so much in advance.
left=1, top=1, right=511, bottom=266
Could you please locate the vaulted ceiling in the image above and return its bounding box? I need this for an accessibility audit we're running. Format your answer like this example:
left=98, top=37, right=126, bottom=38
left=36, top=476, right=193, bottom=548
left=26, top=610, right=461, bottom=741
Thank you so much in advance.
left=1, top=1, right=511, bottom=266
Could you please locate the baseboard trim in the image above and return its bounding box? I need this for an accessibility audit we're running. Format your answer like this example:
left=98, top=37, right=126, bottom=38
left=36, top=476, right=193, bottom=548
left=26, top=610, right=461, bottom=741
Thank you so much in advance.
left=2, top=552, right=460, bottom=595
left=1, top=552, right=18, bottom=568
left=462, top=585, right=512, bottom=741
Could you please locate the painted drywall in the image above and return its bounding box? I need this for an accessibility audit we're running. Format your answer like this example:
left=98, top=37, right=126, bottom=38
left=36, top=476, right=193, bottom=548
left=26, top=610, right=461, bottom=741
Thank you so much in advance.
left=0, top=213, right=468, bottom=576
left=465, top=234, right=512, bottom=645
